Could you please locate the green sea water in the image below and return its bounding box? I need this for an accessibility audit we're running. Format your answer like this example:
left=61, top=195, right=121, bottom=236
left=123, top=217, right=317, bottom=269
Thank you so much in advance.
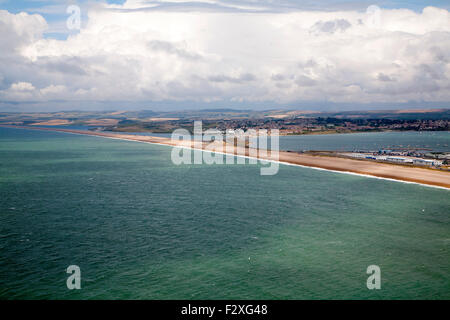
left=0, top=126, right=449, bottom=299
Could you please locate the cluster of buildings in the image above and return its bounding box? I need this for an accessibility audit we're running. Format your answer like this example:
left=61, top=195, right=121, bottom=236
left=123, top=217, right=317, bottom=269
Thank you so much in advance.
left=208, top=118, right=450, bottom=135
left=343, top=152, right=445, bottom=167
left=203, top=128, right=272, bottom=137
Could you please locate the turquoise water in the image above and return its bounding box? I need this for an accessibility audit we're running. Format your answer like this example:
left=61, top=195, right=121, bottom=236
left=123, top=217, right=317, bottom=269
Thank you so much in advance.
left=0, top=127, right=449, bottom=299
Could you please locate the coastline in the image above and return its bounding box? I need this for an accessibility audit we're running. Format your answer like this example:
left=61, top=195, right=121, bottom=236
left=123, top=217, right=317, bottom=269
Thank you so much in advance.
left=107, top=128, right=450, bottom=136
left=2, top=125, right=450, bottom=190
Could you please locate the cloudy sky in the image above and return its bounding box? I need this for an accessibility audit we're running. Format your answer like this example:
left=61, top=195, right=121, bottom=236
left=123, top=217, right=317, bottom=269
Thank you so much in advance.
left=0, top=0, right=449, bottom=111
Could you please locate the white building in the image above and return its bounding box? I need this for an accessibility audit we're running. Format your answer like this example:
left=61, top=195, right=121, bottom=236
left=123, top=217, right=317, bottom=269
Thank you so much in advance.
left=386, top=156, right=413, bottom=164
left=412, top=159, right=443, bottom=166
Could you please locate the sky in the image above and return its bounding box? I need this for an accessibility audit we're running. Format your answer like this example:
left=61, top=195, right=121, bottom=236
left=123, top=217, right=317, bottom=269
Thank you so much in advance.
left=0, top=0, right=449, bottom=112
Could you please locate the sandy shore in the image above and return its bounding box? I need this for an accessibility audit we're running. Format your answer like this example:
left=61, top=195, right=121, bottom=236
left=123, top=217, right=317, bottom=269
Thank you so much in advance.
left=3, top=125, right=450, bottom=189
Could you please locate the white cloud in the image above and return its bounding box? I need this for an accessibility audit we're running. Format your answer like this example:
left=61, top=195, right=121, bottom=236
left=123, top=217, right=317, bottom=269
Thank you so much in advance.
left=0, top=10, right=47, bottom=55
left=1, top=82, right=36, bottom=101
left=1, top=4, right=450, bottom=110
left=10, top=82, right=35, bottom=91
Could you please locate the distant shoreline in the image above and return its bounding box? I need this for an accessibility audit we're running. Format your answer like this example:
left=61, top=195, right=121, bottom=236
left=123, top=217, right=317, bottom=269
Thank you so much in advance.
left=108, top=127, right=450, bottom=136
left=2, top=125, right=449, bottom=190
left=15, top=124, right=450, bottom=137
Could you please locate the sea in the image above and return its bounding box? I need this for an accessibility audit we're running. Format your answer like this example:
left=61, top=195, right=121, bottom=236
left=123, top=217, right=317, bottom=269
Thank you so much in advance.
left=0, top=126, right=449, bottom=299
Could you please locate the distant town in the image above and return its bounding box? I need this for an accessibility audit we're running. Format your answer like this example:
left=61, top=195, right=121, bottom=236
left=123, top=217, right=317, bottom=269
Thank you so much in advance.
left=189, top=117, right=449, bottom=136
